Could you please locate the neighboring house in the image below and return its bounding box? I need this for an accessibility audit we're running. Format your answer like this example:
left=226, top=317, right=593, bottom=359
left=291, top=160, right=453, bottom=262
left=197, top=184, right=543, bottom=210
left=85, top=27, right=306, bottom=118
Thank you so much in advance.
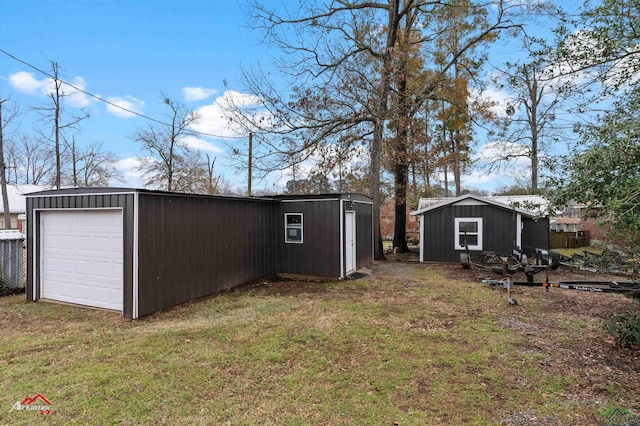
left=550, top=217, right=581, bottom=232
left=25, top=188, right=373, bottom=319
left=411, top=194, right=550, bottom=262
left=0, top=184, right=46, bottom=230
left=553, top=200, right=606, bottom=241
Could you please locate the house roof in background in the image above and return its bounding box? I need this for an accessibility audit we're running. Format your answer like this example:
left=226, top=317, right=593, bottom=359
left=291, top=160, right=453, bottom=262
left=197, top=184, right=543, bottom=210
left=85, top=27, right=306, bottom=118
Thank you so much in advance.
left=414, top=194, right=550, bottom=216
left=411, top=194, right=546, bottom=217
left=0, top=185, right=46, bottom=213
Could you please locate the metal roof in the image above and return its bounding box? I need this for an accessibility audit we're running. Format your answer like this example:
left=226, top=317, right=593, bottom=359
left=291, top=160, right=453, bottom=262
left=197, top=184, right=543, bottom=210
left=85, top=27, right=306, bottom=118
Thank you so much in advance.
left=24, top=187, right=371, bottom=203
left=410, top=194, right=542, bottom=217
left=0, top=184, right=47, bottom=213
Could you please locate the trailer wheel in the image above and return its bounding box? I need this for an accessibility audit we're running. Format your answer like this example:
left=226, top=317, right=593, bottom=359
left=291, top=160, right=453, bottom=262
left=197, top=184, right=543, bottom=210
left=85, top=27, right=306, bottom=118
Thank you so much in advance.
left=549, top=250, right=560, bottom=270
left=460, top=253, right=471, bottom=269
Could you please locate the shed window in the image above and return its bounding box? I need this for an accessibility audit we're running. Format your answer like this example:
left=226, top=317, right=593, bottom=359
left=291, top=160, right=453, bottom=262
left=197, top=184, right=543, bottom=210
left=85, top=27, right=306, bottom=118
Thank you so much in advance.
left=285, top=213, right=303, bottom=244
left=455, top=217, right=483, bottom=250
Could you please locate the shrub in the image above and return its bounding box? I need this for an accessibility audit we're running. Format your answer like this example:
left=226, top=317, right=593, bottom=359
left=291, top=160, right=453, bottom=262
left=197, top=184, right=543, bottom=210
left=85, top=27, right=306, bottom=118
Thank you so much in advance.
left=603, top=310, right=640, bottom=348
left=0, top=278, right=9, bottom=297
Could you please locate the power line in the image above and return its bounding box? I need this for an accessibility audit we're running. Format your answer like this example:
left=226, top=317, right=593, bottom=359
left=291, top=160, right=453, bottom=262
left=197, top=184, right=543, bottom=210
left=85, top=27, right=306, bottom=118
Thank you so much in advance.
left=0, top=48, right=247, bottom=140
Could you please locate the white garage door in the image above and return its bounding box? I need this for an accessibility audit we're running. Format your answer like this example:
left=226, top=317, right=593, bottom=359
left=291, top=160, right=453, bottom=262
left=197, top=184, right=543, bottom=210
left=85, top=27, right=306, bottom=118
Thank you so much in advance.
left=41, top=210, right=123, bottom=311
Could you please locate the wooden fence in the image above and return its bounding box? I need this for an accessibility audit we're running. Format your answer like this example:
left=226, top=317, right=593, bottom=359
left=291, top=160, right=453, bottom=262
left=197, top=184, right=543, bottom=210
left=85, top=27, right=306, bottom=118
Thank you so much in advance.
left=550, top=231, right=591, bottom=249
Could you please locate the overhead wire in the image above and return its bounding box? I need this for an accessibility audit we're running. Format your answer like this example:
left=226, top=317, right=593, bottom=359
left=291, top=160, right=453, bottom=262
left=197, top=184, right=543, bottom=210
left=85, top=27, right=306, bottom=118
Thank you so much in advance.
left=0, top=48, right=247, bottom=140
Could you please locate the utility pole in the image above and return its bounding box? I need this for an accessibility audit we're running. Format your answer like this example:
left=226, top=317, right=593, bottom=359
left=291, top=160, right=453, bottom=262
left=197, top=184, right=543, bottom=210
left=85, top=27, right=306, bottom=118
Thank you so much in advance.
left=0, top=98, right=12, bottom=228
left=247, top=132, right=253, bottom=196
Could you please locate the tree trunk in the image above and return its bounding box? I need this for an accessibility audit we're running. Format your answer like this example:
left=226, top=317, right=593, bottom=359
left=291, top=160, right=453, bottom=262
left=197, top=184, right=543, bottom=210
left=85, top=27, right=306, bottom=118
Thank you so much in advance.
left=443, top=162, right=449, bottom=197
left=54, top=92, right=61, bottom=189
left=392, top=56, right=410, bottom=253
left=0, top=100, right=11, bottom=228
left=527, top=70, right=541, bottom=192
left=392, top=162, right=409, bottom=252
left=71, top=137, right=78, bottom=187
left=370, top=0, right=400, bottom=261
left=453, top=130, right=462, bottom=196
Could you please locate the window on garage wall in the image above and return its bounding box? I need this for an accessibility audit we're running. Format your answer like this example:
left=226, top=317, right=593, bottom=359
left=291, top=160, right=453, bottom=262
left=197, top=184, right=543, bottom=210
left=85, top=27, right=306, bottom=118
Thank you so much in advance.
left=454, top=217, right=483, bottom=250
left=285, top=213, right=303, bottom=243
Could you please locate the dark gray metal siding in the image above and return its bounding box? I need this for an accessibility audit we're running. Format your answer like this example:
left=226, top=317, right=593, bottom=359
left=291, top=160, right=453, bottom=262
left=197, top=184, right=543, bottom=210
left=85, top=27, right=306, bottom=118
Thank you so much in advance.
left=136, top=194, right=278, bottom=317
left=25, top=193, right=136, bottom=318
left=277, top=199, right=341, bottom=277
left=521, top=217, right=550, bottom=255
left=27, top=189, right=373, bottom=318
left=421, top=204, right=517, bottom=262
left=352, top=200, right=373, bottom=270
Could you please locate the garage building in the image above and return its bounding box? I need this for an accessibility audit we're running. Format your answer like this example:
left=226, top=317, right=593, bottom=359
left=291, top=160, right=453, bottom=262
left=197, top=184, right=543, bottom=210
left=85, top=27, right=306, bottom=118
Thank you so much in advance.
left=26, top=188, right=373, bottom=318
left=411, top=194, right=550, bottom=263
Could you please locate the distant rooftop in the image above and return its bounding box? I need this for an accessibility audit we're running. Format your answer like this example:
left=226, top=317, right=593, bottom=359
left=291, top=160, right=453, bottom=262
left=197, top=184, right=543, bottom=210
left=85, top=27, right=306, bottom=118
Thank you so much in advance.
left=416, top=194, right=551, bottom=216
left=0, top=184, right=47, bottom=213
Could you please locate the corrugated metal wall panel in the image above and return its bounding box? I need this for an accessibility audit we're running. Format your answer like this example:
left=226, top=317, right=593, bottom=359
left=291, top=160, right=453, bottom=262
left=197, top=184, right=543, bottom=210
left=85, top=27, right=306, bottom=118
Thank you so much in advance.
left=521, top=217, right=550, bottom=254
left=277, top=199, right=341, bottom=277
left=423, top=207, right=454, bottom=262
left=28, top=190, right=373, bottom=317
left=353, top=201, right=373, bottom=270
left=422, top=204, right=518, bottom=262
left=136, top=195, right=279, bottom=317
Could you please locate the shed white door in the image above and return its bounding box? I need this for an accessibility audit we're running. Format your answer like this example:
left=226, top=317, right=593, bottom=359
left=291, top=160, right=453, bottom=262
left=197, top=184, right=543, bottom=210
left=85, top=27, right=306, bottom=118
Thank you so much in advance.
left=345, top=211, right=356, bottom=274
left=41, top=210, right=123, bottom=311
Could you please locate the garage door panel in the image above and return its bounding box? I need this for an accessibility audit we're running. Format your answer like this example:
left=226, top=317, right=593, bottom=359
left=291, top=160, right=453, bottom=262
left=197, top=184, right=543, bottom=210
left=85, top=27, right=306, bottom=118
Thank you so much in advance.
left=41, top=210, right=124, bottom=311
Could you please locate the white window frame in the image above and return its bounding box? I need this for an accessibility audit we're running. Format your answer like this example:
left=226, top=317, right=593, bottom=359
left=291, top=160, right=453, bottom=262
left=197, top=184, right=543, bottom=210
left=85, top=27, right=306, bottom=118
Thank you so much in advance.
left=454, top=217, right=483, bottom=250
left=285, top=213, right=304, bottom=244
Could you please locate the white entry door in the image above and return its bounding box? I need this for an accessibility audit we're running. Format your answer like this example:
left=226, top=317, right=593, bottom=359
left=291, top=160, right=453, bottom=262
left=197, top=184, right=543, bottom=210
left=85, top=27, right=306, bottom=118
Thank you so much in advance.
left=345, top=211, right=356, bottom=274
left=40, top=210, right=123, bottom=311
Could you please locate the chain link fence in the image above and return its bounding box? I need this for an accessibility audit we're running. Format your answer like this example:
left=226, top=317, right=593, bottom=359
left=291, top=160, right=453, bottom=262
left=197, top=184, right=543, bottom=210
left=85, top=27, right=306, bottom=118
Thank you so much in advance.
left=0, top=233, right=26, bottom=292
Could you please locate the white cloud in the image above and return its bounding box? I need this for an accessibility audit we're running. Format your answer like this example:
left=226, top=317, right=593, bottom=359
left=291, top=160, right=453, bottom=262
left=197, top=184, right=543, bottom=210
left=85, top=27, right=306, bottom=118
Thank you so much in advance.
left=9, top=71, right=45, bottom=94
left=181, top=135, right=223, bottom=153
left=461, top=169, right=501, bottom=186
left=190, top=90, right=263, bottom=138
left=182, top=86, right=218, bottom=102
left=8, top=71, right=95, bottom=107
left=106, top=96, right=145, bottom=118
left=64, top=76, right=94, bottom=108
left=113, top=157, right=145, bottom=188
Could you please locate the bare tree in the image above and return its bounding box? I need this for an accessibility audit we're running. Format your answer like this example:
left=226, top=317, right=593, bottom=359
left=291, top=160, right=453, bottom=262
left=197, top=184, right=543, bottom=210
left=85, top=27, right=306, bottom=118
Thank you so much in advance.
left=204, top=153, right=221, bottom=195
left=134, top=94, right=203, bottom=192
left=3, top=138, right=19, bottom=184
left=235, top=0, right=536, bottom=259
left=32, top=61, right=89, bottom=189
left=12, top=134, right=55, bottom=185
left=65, top=138, right=123, bottom=186
left=0, top=96, right=19, bottom=228
left=489, top=41, right=567, bottom=192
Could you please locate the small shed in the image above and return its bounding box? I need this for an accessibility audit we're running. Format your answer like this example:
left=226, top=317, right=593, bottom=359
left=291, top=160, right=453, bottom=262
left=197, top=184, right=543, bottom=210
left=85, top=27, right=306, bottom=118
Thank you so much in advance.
left=410, top=194, right=549, bottom=262
left=25, top=188, right=373, bottom=318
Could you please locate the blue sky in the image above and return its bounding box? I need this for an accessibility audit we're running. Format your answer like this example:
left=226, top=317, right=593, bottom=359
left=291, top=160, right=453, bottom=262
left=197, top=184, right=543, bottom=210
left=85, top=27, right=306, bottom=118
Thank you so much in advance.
left=0, top=1, right=273, bottom=189
left=0, top=1, right=567, bottom=194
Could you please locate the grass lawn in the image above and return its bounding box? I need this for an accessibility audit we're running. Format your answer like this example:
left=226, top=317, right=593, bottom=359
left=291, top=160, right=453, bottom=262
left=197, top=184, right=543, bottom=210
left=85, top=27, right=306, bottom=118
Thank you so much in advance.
left=1, top=261, right=638, bottom=425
